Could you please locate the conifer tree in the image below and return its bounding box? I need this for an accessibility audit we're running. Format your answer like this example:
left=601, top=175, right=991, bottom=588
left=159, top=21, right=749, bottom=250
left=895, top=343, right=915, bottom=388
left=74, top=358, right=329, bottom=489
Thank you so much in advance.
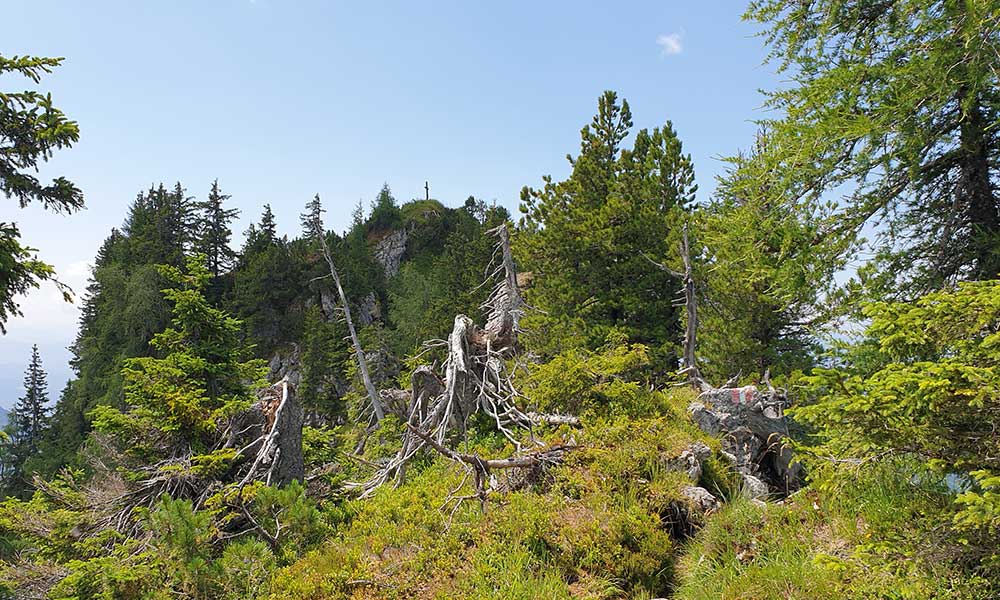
left=745, top=0, right=1000, bottom=293
left=234, top=206, right=301, bottom=352
left=691, top=132, right=847, bottom=381
left=301, top=195, right=384, bottom=422
left=0, top=55, right=82, bottom=333
left=259, top=204, right=277, bottom=241
left=367, top=183, right=402, bottom=232
left=195, top=180, right=239, bottom=278
left=91, top=255, right=265, bottom=453
left=9, top=344, right=50, bottom=469
left=519, top=91, right=694, bottom=357
left=298, top=305, right=348, bottom=415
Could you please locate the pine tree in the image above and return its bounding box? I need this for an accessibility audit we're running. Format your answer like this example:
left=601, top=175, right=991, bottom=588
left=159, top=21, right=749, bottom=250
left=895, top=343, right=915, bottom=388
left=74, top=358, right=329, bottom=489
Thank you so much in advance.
left=195, top=180, right=239, bottom=278
left=518, top=91, right=694, bottom=358
left=9, top=344, right=50, bottom=466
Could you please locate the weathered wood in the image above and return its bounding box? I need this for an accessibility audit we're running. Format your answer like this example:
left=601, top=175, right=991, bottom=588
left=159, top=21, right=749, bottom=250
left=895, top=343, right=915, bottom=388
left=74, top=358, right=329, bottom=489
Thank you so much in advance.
left=237, top=379, right=304, bottom=489
left=317, top=227, right=385, bottom=422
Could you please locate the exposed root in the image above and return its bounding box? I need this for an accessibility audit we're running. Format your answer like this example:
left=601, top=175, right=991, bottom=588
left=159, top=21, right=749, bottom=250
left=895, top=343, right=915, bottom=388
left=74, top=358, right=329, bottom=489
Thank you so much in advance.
left=345, top=225, right=572, bottom=498
left=407, top=423, right=574, bottom=511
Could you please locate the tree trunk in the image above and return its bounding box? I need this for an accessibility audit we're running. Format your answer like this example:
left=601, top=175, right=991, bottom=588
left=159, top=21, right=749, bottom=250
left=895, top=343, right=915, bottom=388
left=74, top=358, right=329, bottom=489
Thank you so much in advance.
left=959, top=97, right=1000, bottom=281
left=318, top=235, right=385, bottom=422
left=679, top=225, right=707, bottom=390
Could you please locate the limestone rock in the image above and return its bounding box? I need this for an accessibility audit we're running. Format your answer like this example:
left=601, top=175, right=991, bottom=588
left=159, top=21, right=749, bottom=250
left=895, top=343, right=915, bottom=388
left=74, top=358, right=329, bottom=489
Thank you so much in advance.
left=741, top=473, right=770, bottom=500
left=682, top=485, right=720, bottom=513
left=690, top=386, right=802, bottom=496
left=374, top=227, right=409, bottom=278
left=267, top=345, right=301, bottom=388
left=671, top=441, right=712, bottom=481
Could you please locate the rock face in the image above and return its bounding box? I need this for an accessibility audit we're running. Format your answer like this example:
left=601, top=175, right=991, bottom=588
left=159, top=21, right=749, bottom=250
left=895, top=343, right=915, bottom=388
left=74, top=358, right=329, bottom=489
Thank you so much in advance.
left=688, top=386, right=801, bottom=497
left=267, top=344, right=301, bottom=387
left=320, top=286, right=379, bottom=327
left=373, top=227, right=409, bottom=278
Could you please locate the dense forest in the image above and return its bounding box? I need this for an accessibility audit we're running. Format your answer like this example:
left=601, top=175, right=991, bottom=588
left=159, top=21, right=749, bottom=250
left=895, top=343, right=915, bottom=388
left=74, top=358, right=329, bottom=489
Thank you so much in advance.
left=2, top=1, right=999, bottom=598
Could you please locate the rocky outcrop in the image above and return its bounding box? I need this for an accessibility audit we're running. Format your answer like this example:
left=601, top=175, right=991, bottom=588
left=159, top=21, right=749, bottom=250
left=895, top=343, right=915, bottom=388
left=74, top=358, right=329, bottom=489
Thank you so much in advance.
left=320, top=288, right=379, bottom=326
left=688, top=386, right=801, bottom=497
left=267, top=344, right=301, bottom=387
left=670, top=441, right=712, bottom=481
left=374, top=227, right=409, bottom=278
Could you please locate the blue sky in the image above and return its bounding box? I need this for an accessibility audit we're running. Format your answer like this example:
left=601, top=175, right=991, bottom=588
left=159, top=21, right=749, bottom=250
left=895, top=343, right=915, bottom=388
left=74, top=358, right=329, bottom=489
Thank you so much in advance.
left=1, top=0, right=781, bottom=408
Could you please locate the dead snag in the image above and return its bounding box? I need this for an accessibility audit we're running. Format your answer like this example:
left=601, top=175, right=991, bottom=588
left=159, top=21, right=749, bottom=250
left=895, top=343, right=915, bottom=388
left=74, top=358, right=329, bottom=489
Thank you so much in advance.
left=346, top=225, right=559, bottom=497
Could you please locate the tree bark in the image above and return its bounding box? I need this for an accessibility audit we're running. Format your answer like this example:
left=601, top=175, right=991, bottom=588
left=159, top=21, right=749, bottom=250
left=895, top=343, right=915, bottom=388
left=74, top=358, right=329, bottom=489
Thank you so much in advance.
left=318, top=234, right=385, bottom=422
left=958, top=96, right=1000, bottom=280
left=678, top=225, right=709, bottom=391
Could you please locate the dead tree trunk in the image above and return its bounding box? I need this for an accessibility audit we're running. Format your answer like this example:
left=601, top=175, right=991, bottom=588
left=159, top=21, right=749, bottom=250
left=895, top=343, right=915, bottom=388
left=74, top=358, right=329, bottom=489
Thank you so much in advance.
left=346, top=225, right=538, bottom=497
left=677, top=225, right=707, bottom=391
left=644, top=224, right=708, bottom=391
left=317, top=231, right=385, bottom=423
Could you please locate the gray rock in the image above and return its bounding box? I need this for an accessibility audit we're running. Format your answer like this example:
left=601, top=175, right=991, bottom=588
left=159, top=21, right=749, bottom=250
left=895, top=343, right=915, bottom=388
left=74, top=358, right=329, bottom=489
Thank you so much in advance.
left=267, top=345, right=301, bottom=388
left=374, top=227, right=409, bottom=278
left=670, top=441, right=713, bottom=481
left=691, top=385, right=801, bottom=496
left=687, top=402, right=720, bottom=435
left=681, top=486, right=720, bottom=512
left=741, top=473, right=770, bottom=500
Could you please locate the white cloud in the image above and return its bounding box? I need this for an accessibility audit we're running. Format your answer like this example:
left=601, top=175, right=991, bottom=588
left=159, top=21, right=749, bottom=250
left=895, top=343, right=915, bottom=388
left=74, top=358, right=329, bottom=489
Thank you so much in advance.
left=656, top=31, right=684, bottom=57
left=1, top=260, right=90, bottom=409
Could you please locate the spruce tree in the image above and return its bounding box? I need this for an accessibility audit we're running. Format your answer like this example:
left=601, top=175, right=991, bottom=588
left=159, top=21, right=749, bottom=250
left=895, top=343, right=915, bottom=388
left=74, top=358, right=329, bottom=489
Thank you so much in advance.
left=234, top=208, right=302, bottom=354
left=0, top=55, right=82, bottom=333
left=9, top=344, right=50, bottom=464
left=91, top=255, right=265, bottom=453
left=301, top=194, right=325, bottom=240
left=259, top=204, right=277, bottom=242
left=195, top=180, right=239, bottom=278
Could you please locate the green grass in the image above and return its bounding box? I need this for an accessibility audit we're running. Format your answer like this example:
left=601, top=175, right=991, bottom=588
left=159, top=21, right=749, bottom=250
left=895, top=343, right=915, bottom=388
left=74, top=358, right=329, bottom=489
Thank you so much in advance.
left=267, top=400, right=718, bottom=599
left=673, top=460, right=992, bottom=600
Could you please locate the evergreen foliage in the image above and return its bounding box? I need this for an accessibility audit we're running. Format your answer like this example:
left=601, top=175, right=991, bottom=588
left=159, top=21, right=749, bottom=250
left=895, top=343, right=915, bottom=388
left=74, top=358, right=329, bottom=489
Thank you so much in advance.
left=91, top=255, right=266, bottom=457
left=518, top=91, right=695, bottom=358
left=5, top=3, right=1000, bottom=594
left=0, top=54, right=81, bottom=333
left=744, top=0, right=1000, bottom=293
left=692, top=134, right=847, bottom=382
left=194, top=180, right=239, bottom=279
left=2, top=345, right=50, bottom=491
left=796, top=280, right=1000, bottom=577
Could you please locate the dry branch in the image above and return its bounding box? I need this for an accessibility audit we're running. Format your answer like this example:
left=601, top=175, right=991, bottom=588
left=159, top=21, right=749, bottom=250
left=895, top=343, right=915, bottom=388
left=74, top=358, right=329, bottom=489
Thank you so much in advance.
left=314, top=215, right=385, bottom=422
left=345, top=225, right=557, bottom=497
